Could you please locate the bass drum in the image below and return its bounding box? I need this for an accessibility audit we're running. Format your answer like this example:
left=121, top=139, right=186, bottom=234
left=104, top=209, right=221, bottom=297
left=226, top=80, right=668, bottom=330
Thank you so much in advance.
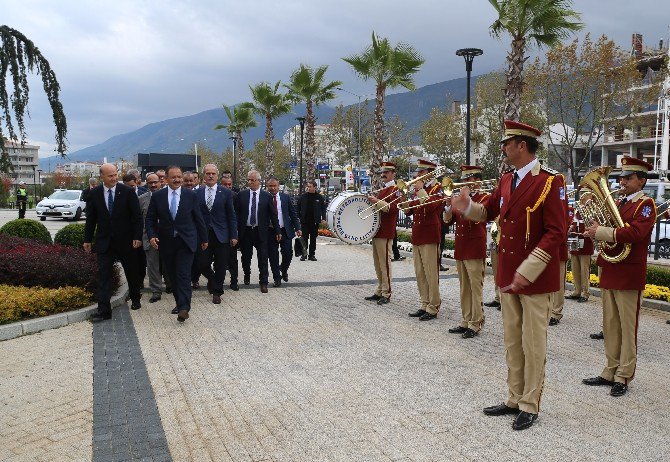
left=327, top=192, right=381, bottom=244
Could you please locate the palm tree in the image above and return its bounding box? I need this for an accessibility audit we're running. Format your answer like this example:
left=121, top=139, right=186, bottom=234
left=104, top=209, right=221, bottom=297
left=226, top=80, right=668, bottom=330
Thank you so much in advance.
left=214, top=103, right=257, bottom=183
left=488, top=0, right=583, bottom=121
left=1, top=26, right=67, bottom=156
left=343, top=32, right=424, bottom=183
left=285, top=64, right=342, bottom=181
left=248, top=82, right=293, bottom=179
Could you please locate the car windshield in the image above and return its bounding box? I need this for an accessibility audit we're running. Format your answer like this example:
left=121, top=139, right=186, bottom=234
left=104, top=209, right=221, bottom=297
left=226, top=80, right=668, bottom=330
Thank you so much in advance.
left=49, top=191, right=80, bottom=200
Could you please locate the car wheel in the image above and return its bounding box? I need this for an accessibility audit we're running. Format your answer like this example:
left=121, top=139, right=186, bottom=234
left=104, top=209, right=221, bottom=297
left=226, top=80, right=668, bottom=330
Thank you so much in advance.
left=74, top=207, right=82, bottom=221
left=40, top=216, right=46, bottom=221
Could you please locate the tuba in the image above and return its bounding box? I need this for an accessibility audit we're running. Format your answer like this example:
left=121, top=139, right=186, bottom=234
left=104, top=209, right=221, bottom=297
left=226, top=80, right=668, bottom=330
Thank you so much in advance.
left=576, top=166, right=631, bottom=263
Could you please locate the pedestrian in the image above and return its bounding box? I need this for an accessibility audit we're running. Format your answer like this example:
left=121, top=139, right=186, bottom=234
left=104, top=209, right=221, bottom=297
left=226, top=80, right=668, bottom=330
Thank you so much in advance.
left=265, top=177, right=301, bottom=287
left=146, top=166, right=208, bottom=322
left=16, top=181, right=27, bottom=219
left=221, top=175, right=240, bottom=290
left=297, top=180, right=327, bottom=261
left=83, top=163, right=143, bottom=322
left=140, top=173, right=164, bottom=303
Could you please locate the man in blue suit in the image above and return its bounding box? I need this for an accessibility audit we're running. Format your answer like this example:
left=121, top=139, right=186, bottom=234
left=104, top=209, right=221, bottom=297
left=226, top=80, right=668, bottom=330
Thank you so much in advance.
left=265, top=177, right=301, bottom=287
left=197, top=164, right=238, bottom=304
left=146, top=166, right=208, bottom=322
left=236, top=170, right=281, bottom=293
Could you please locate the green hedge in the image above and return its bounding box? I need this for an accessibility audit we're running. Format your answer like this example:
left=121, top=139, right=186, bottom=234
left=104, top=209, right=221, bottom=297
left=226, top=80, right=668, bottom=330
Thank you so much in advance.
left=0, top=219, right=52, bottom=244
left=54, top=223, right=86, bottom=248
left=646, top=266, right=670, bottom=287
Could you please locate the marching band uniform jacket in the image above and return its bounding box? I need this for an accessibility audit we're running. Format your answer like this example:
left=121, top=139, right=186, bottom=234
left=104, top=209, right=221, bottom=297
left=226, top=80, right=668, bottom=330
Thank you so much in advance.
left=465, top=162, right=567, bottom=295
left=443, top=191, right=489, bottom=260
left=371, top=183, right=400, bottom=240
left=402, top=180, right=443, bottom=245
left=595, top=192, right=656, bottom=290
left=568, top=206, right=594, bottom=256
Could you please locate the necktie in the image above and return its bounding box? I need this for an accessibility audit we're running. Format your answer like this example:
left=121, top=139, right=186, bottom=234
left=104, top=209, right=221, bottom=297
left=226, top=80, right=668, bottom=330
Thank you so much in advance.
left=511, top=172, right=519, bottom=194
left=170, top=191, right=177, bottom=219
left=273, top=194, right=278, bottom=213
left=107, top=189, right=114, bottom=214
left=207, top=187, right=214, bottom=211
left=618, top=197, right=628, bottom=209
left=250, top=191, right=257, bottom=226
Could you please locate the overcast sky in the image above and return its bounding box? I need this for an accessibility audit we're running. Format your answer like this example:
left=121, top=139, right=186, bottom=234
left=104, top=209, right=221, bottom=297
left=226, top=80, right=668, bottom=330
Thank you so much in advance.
left=2, top=0, right=669, bottom=157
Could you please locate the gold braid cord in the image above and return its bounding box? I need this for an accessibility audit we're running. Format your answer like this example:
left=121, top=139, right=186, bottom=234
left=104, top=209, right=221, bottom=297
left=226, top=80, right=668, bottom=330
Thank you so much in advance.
left=525, top=176, right=555, bottom=247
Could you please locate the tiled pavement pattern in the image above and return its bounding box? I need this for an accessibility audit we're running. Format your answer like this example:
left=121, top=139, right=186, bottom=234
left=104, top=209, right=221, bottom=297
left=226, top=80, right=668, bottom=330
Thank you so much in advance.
left=92, top=305, right=171, bottom=462
left=0, top=322, right=93, bottom=461
left=131, top=240, right=670, bottom=461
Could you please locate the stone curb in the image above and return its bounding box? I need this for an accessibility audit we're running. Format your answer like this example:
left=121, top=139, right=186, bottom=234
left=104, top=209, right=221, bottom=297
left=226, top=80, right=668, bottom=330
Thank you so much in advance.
left=0, top=277, right=129, bottom=342
left=324, top=236, right=670, bottom=314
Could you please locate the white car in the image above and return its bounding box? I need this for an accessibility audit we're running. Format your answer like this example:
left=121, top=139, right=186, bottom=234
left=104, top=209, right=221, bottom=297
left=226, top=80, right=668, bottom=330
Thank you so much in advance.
left=36, top=189, right=86, bottom=221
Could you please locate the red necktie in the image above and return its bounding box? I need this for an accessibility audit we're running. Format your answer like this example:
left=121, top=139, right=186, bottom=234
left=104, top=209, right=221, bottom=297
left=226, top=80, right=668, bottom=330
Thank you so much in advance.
left=273, top=194, right=278, bottom=213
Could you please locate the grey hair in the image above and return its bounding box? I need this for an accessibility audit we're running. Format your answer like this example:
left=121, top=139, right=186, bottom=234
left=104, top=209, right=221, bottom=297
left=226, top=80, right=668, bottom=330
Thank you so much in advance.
left=203, top=164, right=219, bottom=175
left=247, top=170, right=261, bottom=180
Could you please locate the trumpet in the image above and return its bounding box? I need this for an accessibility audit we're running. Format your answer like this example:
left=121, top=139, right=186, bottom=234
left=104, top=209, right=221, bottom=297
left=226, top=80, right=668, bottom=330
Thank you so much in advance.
left=357, top=165, right=449, bottom=219
left=397, top=178, right=495, bottom=211
left=442, top=178, right=498, bottom=197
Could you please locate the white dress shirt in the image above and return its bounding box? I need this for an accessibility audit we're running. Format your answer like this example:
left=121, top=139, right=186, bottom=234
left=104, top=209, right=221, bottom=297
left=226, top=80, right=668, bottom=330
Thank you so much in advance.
left=274, top=193, right=284, bottom=228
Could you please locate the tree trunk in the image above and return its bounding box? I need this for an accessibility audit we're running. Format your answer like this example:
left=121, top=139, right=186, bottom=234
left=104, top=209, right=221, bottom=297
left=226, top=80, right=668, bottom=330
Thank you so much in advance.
left=264, top=114, right=275, bottom=180
left=504, top=36, right=526, bottom=122
left=236, top=129, right=245, bottom=189
left=372, top=84, right=386, bottom=189
left=305, top=100, right=316, bottom=183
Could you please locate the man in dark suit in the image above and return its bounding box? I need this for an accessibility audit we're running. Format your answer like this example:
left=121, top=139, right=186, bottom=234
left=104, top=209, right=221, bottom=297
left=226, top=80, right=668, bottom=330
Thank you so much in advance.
left=297, top=180, right=327, bottom=261
left=146, top=166, right=208, bottom=322
left=197, top=164, right=238, bottom=304
left=235, top=170, right=280, bottom=293
left=265, top=177, right=301, bottom=287
left=221, top=175, right=240, bottom=290
left=84, top=163, right=143, bottom=322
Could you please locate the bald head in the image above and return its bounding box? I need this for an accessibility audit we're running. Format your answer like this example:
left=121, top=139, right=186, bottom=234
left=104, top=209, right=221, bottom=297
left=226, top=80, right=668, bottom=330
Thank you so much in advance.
left=99, top=163, right=118, bottom=189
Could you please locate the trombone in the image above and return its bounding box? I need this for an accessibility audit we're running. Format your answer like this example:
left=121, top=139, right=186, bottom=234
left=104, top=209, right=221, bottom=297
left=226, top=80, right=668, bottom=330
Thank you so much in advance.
left=357, top=165, right=449, bottom=219
left=397, top=178, right=497, bottom=211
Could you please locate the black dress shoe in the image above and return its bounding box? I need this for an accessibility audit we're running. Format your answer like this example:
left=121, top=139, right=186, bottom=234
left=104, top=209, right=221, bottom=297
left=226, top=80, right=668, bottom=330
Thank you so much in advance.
left=192, top=281, right=200, bottom=289
left=462, top=328, right=478, bottom=339
left=365, top=294, right=382, bottom=301
left=419, top=312, right=437, bottom=321
left=90, top=314, right=111, bottom=323
left=149, top=294, right=161, bottom=303
left=578, top=297, right=588, bottom=303
left=282, top=271, right=288, bottom=282
left=177, top=310, right=189, bottom=322
left=565, top=294, right=580, bottom=300
left=230, top=282, right=239, bottom=291
left=667, top=320, right=670, bottom=325
left=244, top=275, right=250, bottom=285
left=300, top=256, right=306, bottom=261
left=483, top=403, right=519, bottom=416
left=377, top=296, right=390, bottom=305
left=582, top=376, right=615, bottom=387
left=408, top=309, right=426, bottom=317
left=308, top=255, right=317, bottom=261
left=610, top=382, right=628, bottom=397
left=260, top=284, right=268, bottom=293
left=212, top=294, right=221, bottom=304
left=512, top=411, right=538, bottom=430
left=483, top=300, right=501, bottom=308
left=439, top=265, right=448, bottom=271
left=549, top=317, right=559, bottom=326
left=171, top=307, right=179, bottom=314
left=590, top=331, right=604, bottom=340
left=273, top=280, right=282, bottom=288
left=130, top=300, right=141, bottom=310
left=448, top=326, right=467, bottom=334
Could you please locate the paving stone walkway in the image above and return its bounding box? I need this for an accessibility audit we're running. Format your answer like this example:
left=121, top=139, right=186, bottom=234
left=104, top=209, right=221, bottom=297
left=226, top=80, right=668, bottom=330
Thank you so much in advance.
left=1, top=239, right=670, bottom=461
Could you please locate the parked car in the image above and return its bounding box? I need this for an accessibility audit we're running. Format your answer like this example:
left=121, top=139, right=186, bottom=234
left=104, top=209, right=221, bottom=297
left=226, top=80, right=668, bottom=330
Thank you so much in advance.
left=35, top=189, right=86, bottom=221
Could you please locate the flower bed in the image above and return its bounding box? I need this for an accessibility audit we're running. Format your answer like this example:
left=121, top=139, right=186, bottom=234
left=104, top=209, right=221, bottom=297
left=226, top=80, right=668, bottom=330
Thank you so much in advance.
left=566, top=271, right=670, bottom=302
left=318, top=228, right=335, bottom=238
left=0, top=285, right=92, bottom=324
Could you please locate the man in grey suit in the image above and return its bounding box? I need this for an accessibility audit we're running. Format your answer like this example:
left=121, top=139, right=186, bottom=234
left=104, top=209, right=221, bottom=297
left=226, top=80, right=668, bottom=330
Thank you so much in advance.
left=140, top=173, right=163, bottom=303
left=265, top=177, right=301, bottom=286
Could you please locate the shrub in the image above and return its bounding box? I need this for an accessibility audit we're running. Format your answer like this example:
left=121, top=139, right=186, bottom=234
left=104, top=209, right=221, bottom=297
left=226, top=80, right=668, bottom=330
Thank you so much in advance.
left=54, top=223, right=86, bottom=248
left=0, top=234, right=119, bottom=297
left=0, top=219, right=52, bottom=244
left=0, top=285, right=92, bottom=324
left=646, top=265, right=670, bottom=288
left=397, top=231, right=412, bottom=242
left=444, top=238, right=455, bottom=250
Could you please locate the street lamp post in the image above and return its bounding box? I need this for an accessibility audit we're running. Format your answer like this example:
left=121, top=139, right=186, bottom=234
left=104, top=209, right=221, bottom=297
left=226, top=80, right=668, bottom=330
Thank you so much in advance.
left=229, top=135, right=238, bottom=186
left=337, top=87, right=363, bottom=190
left=32, top=165, right=36, bottom=206
left=37, top=169, right=42, bottom=200
left=456, top=48, right=483, bottom=165
left=296, top=116, right=306, bottom=194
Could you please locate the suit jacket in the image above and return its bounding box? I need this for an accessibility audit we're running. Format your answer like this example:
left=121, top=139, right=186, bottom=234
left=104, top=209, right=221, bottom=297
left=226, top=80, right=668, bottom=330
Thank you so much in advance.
left=465, top=162, right=567, bottom=295
left=197, top=185, right=238, bottom=244
left=138, top=191, right=153, bottom=250
left=297, top=191, right=327, bottom=226
left=145, top=187, right=207, bottom=253
left=84, top=183, right=142, bottom=253
left=271, top=192, right=301, bottom=239
left=236, top=188, right=280, bottom=242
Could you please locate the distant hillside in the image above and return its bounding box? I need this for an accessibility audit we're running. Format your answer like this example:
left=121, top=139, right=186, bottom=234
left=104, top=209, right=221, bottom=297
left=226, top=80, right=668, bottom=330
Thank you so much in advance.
left=40, top=76, right=476, bottom=171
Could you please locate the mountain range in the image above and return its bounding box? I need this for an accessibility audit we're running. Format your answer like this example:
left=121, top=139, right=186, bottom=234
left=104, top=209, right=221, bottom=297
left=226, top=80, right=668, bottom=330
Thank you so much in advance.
left=40, top=75, right=477, bottom=171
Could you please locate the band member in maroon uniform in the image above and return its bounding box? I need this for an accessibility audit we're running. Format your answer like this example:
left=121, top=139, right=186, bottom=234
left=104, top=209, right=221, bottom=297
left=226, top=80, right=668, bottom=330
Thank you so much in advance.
left=444, top=165, right=490, bottom=338
left=401, top=159, right=444, bottom=321
left=582, top=156, right=656, bottom=397
left=550, top=195, right=571, bottom=326
left=566, top=206, right=594, bottom=303
left=452, top=120, right=567, bottom=431
left=364, top=162, right=402, bottom=305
